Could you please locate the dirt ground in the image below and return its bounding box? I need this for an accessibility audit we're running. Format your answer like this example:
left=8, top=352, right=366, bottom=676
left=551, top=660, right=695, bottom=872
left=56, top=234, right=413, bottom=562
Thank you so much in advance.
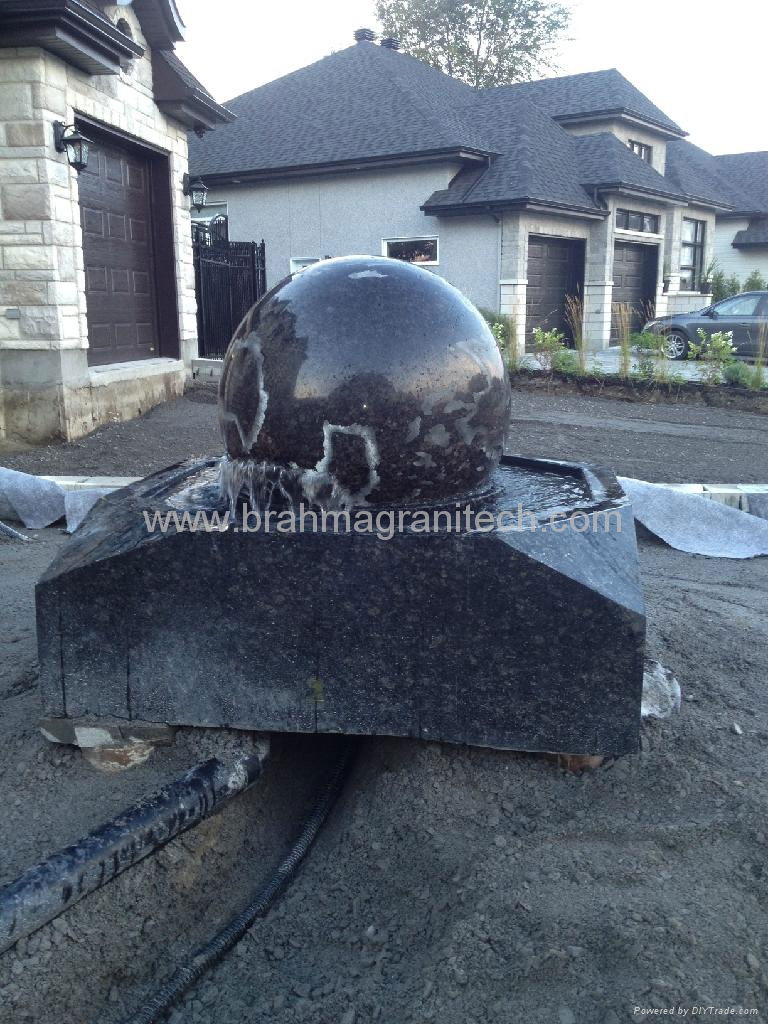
left=1, top=378, right=768, bottom=483
left=1, top=384, right=767, bottom=1023
left=0, top=526, right=766, bottom=1023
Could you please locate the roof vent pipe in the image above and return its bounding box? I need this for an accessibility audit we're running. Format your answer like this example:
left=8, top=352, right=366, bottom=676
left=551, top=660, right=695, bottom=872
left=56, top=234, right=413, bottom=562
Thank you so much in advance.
left=354, top=28, right=376, bottom=42
left=380, top=37, right=400, bottom=49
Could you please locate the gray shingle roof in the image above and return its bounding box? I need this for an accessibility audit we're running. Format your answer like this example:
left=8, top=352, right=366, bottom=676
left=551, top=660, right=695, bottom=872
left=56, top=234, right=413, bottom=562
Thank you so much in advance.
left=423, top=91, right=604, bottom=213
left=191, top=42, right=748, bottom=216
left=714, top=152, right=768, bottom=214
left=490, top=69, right=685, bottom=136
left=665, top=140, right=756, bottom=210
left=188, top=41, right=494, bottom=178
left=732, top=220, right=768, bottom=247
left=573, top=133, right=686, bottom=198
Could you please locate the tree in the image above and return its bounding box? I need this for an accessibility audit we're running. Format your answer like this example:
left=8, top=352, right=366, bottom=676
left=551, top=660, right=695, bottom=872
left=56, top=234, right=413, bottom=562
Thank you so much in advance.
left=375, top=0, right=570, bottom=89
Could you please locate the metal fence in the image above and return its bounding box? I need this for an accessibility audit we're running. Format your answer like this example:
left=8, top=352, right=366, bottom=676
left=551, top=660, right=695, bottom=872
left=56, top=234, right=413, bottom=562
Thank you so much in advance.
left=193, top=230, right=266, bottom=359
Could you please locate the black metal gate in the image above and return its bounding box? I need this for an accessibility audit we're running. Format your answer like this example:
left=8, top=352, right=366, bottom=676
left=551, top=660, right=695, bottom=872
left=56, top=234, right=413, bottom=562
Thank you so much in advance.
left=193, top=227, right=266, bottom=358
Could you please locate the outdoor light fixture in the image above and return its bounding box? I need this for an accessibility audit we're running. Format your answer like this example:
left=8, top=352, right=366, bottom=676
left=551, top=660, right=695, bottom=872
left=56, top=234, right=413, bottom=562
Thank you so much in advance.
left=183, top=174, right=208, bottom=212
left=53, top=121, right=92, bottom=173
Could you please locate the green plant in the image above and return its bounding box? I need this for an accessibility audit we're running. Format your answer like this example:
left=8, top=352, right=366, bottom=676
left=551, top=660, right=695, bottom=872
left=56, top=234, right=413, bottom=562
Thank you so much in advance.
left=710, top=269, right=729, bottom=303
left=631, top=331, right=667, bottom=382
left=743, top=269, right=768, bottom=292
left=688, top=329, right=738, bottom=385
left=723, top=361, right=751, bottom=388
left=531, top=326, right=567, bottom=372
left=552, top=348, right=580, bottom=374
left=613, top=302, right=633, bottom=379
left=564, top=293, right=587, bottom=374
left=724, top=273, right=742, bottom=299
left=481, top=309, right=521, bottom=372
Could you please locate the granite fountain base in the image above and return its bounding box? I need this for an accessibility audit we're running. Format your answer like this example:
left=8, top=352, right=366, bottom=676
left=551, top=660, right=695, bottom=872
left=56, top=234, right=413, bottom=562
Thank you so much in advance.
left=36, top=455, right=645, bottom=755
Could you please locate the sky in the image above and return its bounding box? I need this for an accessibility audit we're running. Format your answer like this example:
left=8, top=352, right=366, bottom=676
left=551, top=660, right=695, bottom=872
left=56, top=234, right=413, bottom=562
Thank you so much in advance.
left=177, top=0, right=767, bottom=155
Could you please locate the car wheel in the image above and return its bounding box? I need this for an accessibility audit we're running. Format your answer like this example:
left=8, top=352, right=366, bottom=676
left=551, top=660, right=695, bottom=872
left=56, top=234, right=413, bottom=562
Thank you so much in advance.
left=663, top=330, right=689, bottom=360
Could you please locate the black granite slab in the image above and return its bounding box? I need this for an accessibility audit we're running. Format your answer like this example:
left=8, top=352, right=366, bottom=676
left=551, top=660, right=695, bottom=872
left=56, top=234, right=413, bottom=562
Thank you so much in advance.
left=36, top=456, right=645, bottom=754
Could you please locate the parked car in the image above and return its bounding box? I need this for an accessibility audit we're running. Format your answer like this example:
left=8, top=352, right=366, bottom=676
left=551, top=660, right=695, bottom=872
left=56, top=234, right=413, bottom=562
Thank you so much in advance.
left=643, top=291, right=768, bottom=359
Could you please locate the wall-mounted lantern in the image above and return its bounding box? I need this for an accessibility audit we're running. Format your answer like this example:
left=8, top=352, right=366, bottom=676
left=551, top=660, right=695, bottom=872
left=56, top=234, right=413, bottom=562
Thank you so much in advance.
left=183, top=174, right=208, bottom=213
left=53, top=122, right=92, bottom=173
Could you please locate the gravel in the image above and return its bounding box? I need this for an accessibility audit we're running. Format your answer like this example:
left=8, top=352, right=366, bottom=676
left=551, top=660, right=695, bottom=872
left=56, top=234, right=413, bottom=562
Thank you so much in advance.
left=1, top=385, right=766, bottom=1022
left=1, top=379, right=767, bottom=484
left=0, top=533, right=766, bottom=1023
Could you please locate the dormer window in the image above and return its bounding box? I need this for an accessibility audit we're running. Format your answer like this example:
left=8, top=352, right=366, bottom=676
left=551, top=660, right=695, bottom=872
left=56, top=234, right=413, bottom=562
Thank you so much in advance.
left=628, top=140, right=653, bottom=163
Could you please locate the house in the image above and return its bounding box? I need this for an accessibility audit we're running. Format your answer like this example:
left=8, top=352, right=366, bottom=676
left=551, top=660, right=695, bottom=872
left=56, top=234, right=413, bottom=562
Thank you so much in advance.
left=188, top=29, right=767, bottom=355
left=0, top=0, right=232, bottom=445
left=712, top=153, right=768, bottom=283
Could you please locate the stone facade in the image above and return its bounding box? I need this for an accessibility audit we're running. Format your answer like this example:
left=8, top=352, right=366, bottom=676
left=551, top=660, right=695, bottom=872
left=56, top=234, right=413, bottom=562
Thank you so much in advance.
left=0, top=3, right=196, bottom=445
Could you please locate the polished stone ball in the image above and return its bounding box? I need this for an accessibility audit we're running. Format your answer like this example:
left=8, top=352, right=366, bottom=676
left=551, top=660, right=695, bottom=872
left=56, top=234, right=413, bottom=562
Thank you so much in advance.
left=219, top=255, right=511, bottom=505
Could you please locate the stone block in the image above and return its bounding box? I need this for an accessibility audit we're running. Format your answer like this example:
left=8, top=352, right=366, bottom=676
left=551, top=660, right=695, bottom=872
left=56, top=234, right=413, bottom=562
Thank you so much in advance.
left=1, top=183, right=51, bottom=220
left=0, top=157, right=39, bottom=182
left=3, top=245, right=53, bottom=270
left=19, top=305, right=61, bottom=339
left=37, top=457, right=646, bottom=755
left=6, top=121, right=46, bottom=147
left=0, top=82, right=33, bottom=118
left=31, top=82, right=66, bottom=116
left=0, top=278, right=49, bottom=305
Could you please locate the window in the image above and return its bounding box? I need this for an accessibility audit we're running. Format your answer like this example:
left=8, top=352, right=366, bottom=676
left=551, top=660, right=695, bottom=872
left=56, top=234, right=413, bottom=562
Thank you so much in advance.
left=628, top=140, right=653, bottom=162
left=290, top=257, right=320, bottom=274
left=680, top=218, right=705, bottom=290
left=383, top=237, right=438, bottom=265
left=714, top=294, right=761, bottom=317
left=615, top=209, right=660, bottom=233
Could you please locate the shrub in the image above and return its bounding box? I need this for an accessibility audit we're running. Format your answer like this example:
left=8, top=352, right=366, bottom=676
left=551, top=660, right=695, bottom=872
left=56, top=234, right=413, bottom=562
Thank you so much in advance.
left=688, top=329, right=738, bottom=385
left=710, top=270, right=729, bottom=303
left=724, top=274, right=742, bottom=299
left=743, top=269, right=768, bottom=292
left=631, top=331, right=669, bottom=383
left=552, top=348, right=580, bottom=375
left=480, top=309, right=520, bottom=371
left=531, top=326, right=566, bottom=372
left=723, top=361, right=751, bottom=388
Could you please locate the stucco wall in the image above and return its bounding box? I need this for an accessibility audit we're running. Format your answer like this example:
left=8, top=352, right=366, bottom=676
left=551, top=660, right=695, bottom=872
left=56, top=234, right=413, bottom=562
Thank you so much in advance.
left=0, top=3, right=195, bottom=443
left=713, top=220, right=768, bottom=283
left=207, top=163, right=500, bottom=311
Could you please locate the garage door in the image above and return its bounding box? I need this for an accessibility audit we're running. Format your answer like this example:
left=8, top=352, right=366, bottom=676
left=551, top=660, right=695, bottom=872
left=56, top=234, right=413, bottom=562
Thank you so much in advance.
left=526, top=236, right=585, bottom=349
left=611, top=242, right=658, bottom=341
left=79, top=136, right=159, bottom=366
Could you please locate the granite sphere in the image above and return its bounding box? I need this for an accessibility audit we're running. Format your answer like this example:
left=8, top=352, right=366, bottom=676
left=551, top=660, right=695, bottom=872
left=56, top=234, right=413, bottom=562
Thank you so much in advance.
left=219, top=255, right=511, bottom=505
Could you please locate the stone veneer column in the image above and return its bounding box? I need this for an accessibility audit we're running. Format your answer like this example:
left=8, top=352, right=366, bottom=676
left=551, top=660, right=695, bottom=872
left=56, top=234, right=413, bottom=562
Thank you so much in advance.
left=498, top=214, right=527, bottom=360
left=583, top=214, right=614, bottom=350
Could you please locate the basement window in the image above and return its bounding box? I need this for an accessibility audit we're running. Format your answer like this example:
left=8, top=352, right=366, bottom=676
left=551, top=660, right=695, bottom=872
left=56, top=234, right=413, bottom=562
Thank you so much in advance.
left=616, top=209, right=660, bottom=233
left=628, top=140, right=653, bottom=162
left=383, top=237, right=439, bottom=265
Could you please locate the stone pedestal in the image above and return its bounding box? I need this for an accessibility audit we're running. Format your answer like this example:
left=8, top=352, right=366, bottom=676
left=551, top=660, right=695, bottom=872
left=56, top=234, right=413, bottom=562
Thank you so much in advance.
left=36, top=456, right=645, bottom=755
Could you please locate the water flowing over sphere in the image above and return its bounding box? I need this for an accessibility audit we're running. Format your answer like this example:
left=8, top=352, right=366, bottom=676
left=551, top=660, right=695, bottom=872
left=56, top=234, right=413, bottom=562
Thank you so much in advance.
left=219, top=255, right=511, bottom=506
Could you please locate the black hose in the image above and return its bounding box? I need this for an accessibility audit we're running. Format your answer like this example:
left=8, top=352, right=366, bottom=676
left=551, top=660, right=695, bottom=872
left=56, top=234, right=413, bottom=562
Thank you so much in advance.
left=117, top=738, right=357, bottom=1024
left=0, top=753, right=266, bottom=955
left=0, top=520, right=30, bottom=542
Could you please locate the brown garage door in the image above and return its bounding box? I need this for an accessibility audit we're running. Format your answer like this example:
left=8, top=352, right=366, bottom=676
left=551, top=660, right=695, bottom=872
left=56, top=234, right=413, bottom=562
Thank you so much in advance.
left=611, top=242, right=658, bottom=341
left=79, top=136, right=160, bottom=366
left=526, top=236, right=585, bottom=349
